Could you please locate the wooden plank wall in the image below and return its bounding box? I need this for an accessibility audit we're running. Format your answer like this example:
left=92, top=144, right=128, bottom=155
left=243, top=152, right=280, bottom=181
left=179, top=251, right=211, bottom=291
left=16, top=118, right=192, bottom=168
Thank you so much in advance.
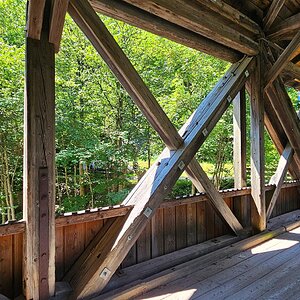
left=0, top=184, right=299, bottom=298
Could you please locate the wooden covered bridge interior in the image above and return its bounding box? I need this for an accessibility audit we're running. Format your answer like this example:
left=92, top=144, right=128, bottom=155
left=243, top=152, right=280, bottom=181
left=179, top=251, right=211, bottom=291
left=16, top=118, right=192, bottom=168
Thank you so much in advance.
left=1, top=0, right=300, bottom=299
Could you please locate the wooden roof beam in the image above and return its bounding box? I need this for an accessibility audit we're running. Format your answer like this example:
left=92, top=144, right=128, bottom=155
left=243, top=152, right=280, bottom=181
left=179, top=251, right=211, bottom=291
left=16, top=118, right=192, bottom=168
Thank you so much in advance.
left=122, top=0, right=259, bottom=56
left=90, top=0, right=242, bottom=63
left=27, top=0, right=46, bottom=39
left=265, top=31, right=300, bottom=88
left=195, top=0, right=261, bottom=35
left=49, top=0, right=69, bottom=52
left=267, top=12, right=300, bottom=41
left=263, top=0, right=286, bottom=32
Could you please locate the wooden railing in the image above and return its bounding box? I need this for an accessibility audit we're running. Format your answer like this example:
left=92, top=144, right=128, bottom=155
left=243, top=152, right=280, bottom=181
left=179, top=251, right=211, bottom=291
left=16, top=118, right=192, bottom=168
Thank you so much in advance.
left=0, top=181, right=299, bottom=299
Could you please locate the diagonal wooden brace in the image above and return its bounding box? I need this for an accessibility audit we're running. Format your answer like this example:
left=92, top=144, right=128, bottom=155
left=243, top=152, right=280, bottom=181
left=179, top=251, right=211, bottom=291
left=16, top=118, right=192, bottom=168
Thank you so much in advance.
left=266, top=143, right=293, bottom=221
left=64, top=51, right=252, bottom=300
left=68, top=0, right=244, bottom=235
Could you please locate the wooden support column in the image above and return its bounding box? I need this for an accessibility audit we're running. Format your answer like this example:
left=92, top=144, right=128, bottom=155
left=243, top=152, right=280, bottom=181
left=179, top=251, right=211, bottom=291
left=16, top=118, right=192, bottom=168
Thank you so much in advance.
left=249, top=54, right=266, bottom=232
left=233, top=87, right=247, bottom=188
left=23, top=1, right=56, bottom=298
left=233, top=87, right=249, bottom=226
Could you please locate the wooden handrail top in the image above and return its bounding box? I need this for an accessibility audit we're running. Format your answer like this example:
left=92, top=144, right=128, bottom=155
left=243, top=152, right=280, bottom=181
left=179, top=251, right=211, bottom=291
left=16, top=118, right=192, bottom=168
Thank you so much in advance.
left=0, top=180, right=299, bottom=237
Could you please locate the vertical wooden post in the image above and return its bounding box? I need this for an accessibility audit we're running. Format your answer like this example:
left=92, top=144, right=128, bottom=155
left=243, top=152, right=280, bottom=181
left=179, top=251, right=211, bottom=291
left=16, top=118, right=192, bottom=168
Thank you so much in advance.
left=23, top=1, right=55, bottom=298
left=233, top=87, right=247, bottom=187
left=233, top=87, right=249, bottom=226
left=249, top=53, right=266, bottom=232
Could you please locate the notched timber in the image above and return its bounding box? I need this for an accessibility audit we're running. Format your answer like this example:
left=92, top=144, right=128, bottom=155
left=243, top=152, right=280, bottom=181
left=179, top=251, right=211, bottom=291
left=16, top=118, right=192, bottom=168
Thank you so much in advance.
left=27, top=0, right=46, bottom=39
left=66, top=56, right=253, bottom=299
left=49, top=0, right=69, bottom=52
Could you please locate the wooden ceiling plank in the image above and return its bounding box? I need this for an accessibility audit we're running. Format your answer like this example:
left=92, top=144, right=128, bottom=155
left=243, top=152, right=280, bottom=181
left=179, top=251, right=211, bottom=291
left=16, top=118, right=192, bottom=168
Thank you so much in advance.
left=195, top=0, right=261, bottom=35
left=49, top=0, right=69, bottom=52
left=90, top=0, right=241, bottom=62
left=263, top=0, right=286, bottom=31
left=267, top=12, right=300, bottom=40
left=265, top=31, right=300, bottom=88
left=122, top=0, right=259, bottom=55
left=27, top=0, right=46, bottom=39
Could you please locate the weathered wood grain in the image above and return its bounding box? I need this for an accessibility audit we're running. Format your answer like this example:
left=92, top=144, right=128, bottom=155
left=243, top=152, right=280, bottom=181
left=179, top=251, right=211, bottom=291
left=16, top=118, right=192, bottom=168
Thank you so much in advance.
left=24, top=0, right=56, bottom=296
left=49, top=0, right=69, bottom=52
left=27, top=0, right=46, bottom=39
left=267, top=143, right=294, bottom=220
left=263, top=0, right=286, bottom=31
left=90, top=0, right=242, bottom=63
left=267, top=12, right=300, bottom=40
left=265, top=31, right=300, bottom=87
left=249, top=53, right=266, bottom=232
left=123, top=0, right=259, bottom=55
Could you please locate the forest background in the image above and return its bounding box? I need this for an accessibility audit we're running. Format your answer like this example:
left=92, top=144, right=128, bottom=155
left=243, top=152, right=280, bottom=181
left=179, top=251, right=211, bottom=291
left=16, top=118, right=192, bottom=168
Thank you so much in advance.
left=0, top=0, right=298, bottom=222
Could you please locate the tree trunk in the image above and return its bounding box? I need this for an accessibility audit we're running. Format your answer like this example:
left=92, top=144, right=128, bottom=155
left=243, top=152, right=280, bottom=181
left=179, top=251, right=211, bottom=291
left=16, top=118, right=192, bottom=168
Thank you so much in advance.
left=79, top=162, right=85, bottom=196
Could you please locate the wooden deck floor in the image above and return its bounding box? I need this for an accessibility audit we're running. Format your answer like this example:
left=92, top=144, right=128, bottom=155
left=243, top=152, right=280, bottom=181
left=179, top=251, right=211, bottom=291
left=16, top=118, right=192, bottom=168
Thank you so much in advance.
left=137, top=226, right=300, bottom=300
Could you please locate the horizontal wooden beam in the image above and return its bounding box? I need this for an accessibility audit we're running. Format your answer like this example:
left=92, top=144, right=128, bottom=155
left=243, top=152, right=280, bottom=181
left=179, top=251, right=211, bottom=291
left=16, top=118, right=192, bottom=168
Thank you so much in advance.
left=195, top=0, right=261, bottom=35
left=49, top=0, right=69, bottom=52
left=284, top=62, right=300, bottom=81
left=90, top=0, right=241, bottom=62
left=1, top=181, right=300, bottom=237
left=267, top=12, right=300, bottom=41
left=0, top=221, right=25, bottom=237
left=122, top=0, right=259, bottom=55
left=263, top=0, right=286, bottom=32
left=27, top=0, right=46, bottom=39
left=162, top=181, right=300, bottom=208
left=55, top=205, right=132, bottom=227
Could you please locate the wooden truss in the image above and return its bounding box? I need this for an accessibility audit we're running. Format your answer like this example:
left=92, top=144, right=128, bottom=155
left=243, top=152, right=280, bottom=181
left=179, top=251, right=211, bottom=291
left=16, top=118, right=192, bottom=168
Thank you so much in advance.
left=61, top=0, right=256, bottom=298
left=23, top=0, right=300, bottom=298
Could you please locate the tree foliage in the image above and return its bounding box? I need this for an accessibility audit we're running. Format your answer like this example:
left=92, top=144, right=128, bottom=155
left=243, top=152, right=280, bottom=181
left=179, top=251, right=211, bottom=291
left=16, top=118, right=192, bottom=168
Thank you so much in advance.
left=0, top=0, right=296, bottom=220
